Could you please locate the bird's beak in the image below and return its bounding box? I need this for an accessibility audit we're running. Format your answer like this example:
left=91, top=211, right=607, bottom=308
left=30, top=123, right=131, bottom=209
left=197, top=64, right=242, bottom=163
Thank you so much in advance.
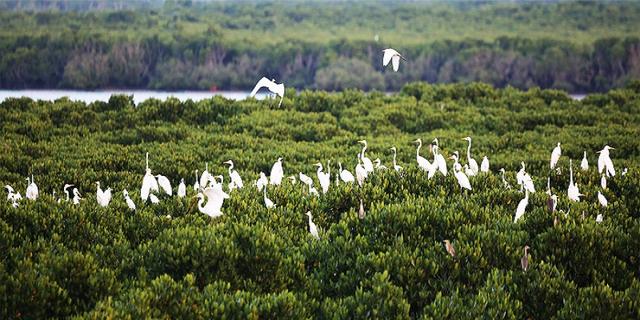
left=610, top=147, right=615, bottom=149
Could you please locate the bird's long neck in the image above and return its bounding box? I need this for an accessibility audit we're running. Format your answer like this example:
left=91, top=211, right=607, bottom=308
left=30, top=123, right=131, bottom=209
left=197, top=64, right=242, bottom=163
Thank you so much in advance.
left=361, top=144, right=367, bottom=156
left=339, top=163, right=343, bottom=171
left=317, top=165, right=322, bottom=174
left=569, top=159, right=574, bottom=183
left=65, top=190, right=70, bottom=201
left=416, top=142, right=422, bottom=157
left=393, top=150, right=397, bottom=165
left=466, top=141, right=472, bottom=161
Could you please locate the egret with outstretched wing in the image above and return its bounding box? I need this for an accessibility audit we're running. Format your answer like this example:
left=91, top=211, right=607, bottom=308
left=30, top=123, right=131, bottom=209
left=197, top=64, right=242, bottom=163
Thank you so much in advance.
left=250, top=77, right=285, bottom=107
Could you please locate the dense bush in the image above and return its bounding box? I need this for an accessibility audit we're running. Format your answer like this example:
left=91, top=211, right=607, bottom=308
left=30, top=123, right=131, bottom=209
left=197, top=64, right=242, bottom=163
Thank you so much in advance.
left=1, top=82, right=640, bottom=318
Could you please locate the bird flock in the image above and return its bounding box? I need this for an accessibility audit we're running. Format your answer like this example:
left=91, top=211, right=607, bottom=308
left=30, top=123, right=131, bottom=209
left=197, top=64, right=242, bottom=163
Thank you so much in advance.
left=5, top=138, right=625, bottom=259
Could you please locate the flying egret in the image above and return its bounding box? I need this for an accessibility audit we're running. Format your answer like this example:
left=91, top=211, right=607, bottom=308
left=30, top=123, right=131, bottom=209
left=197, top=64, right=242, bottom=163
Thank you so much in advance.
left=177, top=179, right=186, bottom=198
left=450, top=154, right=472, bottom=191
left=263, top=187, right=275, bottom=209
left=25, top=175, right=38, bottom=200
left=390, top=147, right=402, bottom=172
left=250, top=77, right=285, bottom=107
left=306, top=211, right=320, bottom=239
left=382, top=48, right=406, bottom=72
left=195, top=184, right=229, bottom=218
left=597, top=145, right=615, bottom=177
left=123, top=189, right=136, bottom=211
left=256, top=172, right=268, bottom=191
left=156, top=174, right=172, bottom=196
left=355, top=153, right=368, bottom=187
left=580, top=151, right=589, bottom=171
left=96, top=182, right=111, bottom=207
left=141, top=153, right=159, bottom=202
left=193, top=170, right=200, bottom=191
left=224, top=160, right=244, bottom=189
left=270, top=157, right=284, bottom=185
left=72, top=188, right=81, bottom=205
left=550, top=142, right=561, bottom=170
left=358, top=140, right=374, bottom=173
left=63, top=184, right=74, bottom=202
left=521, top=246, right=530, bottom=272
left=514, top=189, right=529, bottom=223
left=339, top=162, right=355, bottom=183
left=414, top=139, right=432, bottom=172
left=499, top=168, right=512, bottom=190
left=480, top=156, right=489, bottom=173
left=432, top=145, right=448, bottom=177
left=462, top=137, right=479, bottom=176
left=315, top=163, right=330, bottom=194
left=597, top=191, right=608, bottom=207
left=443, top=240, right=456, bottom=257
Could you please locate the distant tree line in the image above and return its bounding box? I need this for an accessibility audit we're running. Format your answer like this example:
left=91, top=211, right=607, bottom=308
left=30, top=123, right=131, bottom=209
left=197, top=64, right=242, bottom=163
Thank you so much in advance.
left=1, top=34, right=638, bottom=92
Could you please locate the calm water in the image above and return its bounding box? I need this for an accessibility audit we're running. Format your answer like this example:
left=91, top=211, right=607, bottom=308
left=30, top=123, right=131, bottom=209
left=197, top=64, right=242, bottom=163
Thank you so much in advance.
left=0, top=89, right=587, bottom=104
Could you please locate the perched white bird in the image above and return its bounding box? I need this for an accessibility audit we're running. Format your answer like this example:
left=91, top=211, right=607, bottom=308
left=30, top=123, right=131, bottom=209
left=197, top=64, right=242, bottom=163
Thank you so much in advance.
left=338, top=162, right=355, bottom=183
left=5, top=185, right=21, bottom=207
left=299, top=172, right=313, bottom=186
left=315, top=163, right=330, bottom=194
left=156, top=174, right=172, bottom=196
left=373, top=158, right=387, bottom=170
left=355, top=154, right=368, bottom=187
left=250, top=77, right=285, bottom=107
left=141, top=153, right=159, bottom=202
left=601, top=174, right=607, bottom=190
left=358, top=140, right=374, bottom=173
left=195, top=184, right=229, bottom=218
left=522, top=173, right=536, bottom=193
left=567, top=159, right=582, bottom=201
left=63, top=184, right=74, bottom=202
left=597, top=191, right=608, bottom=207
left=256, top=172, right=269, bottom=191
left=597, top=145, right=615, bottom=177
left=382, top=48, right=405, bottom=72
left=200, top=163, right=212, bottom=189
left=25, top=175, right=38, bottom=200
left=224, top=160, right=244, bottom=189
left=580, top=151, right=589, bottom=171
left=432, top=144, right=448, bottom=177
left=177, top=179, right=186, bottom=198
left=390, top=147, right=402, bottom=172
left=414, top=139, right=433, bottom=172
left=450, top=154, right=472, bottom=191
left=464, top=164, right=474, bottom=178
left=306, top=211, right=320, bottom=239
left=499, top=168, right=512, bottom=189
left=462, top=137, right=479, bottom=176
left=270, top=157, right=284, bottom=185
left=596, top=214, right=603, bottom=223
left=516, top=162, right=526, bottom=191
left=514, top=189, right=529, bottom=223
left=123, top=189, right=136, bottom=211
left=96, top=182, right=111, bottom=207
left=72, top=188, right=81, bottom=205
left=149, top=193, right=160, bottom=204
left=480, top=156, right=489, bottom=173
left=550, top=142, right=562, bottom=169
left=193, top=170, right=200, bottom=191
left=5, top=185, right=14, bottom=200
left=263, top=187, right=275, bottom=209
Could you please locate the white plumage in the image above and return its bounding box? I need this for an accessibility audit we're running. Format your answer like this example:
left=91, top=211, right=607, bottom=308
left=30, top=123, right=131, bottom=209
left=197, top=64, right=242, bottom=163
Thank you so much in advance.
left=597, top=191, right=608, bottom=207
left=597, top=145, right=615, bottom=177
left=270, top=157, right=284, bottom=185
left=480, top=156, right=489, bottom=173
left=177, top=179, right=186, bottom=198
left=250, top=77, right=285, bottom=107
left=382, top=48, right=405, bottom=72
left=514, top=190, right=529, bottom=223
left=156, top=174, right=172, bottom=196
left=306, top=211, right=320, bottom=239
left=550, top=142, right=561, bottom=169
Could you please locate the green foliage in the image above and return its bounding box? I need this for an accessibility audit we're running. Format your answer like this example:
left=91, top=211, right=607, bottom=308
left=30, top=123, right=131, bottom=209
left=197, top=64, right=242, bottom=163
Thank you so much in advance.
left=1, top=82, right=640, bottom=317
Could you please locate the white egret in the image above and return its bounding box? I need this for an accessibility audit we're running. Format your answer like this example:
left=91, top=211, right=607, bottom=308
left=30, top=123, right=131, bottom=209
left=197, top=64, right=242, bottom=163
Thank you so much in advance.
left=464, top=164, right=474, bottom=178
left=547, top=194, right=558, bottom=213
left=521, top=246, right=530, bottom=272
left=432, top=145, right=448, bottom=177
left=149, top=193, right=160, bottom=204
left=462, top=137, right=479, bottom=176
left=193, top=170, right=200, bottom=191
left=580, top=151, right=589, bottom=171
left=355, top=154, right=368, bottom=187
left=63, top=184, right=74, bottom=202
left=123, top=189, right=136, bottom=211
left=597, top=191, right=608, bottom=207
left=224, top=160, right=244, bottom=189
left=25, top=175, right=38, bottom=200
left=156, top=174, right=172, bottom=196
left=480, top=156, right=489, bottom=173
left=309, top=186, right=320, bottom=197
left=250, top=77, right=285, bottom=107
left=382, top=48, right=405, bottom=72
left=414, top=139, right=432, bottom=172
left=200, top=163, right=211, bottom=188
left=141, top=153, right=159, bottom=202
left=195, top=185, right=229, bottom=218
left=390, top=147, right=402, bottom=172
left=359, top=199, right=365, bottom=219
left=96, top=182, right=111, bottom=207
left=306, top=211, right=320, bottom=239
left=270, top=157, right=284, bottom=185
left=449, top=154, right=472, bottom=191
left=256, top=172, right=268, bottom=191
left=315, top=163, right=330, bottom=194
left=550, top=142, right=561, bottom=169
left=516, top=162, right=526, bottom=189
left=514, top=189, right=529, bottom=223
left=601, top=174, right=607, bottom=190
left=72, top=188, right=81, bottom=205
left=338, top=162, right=355, bottom=183
left=5, top=185, right=15, bottom=200
left=177, top=179, right=186, bottom=198
left=358, top=140, right=374, bottom=173
left=596, top=214, right=603, bottom=223
left=499, top=168, right=512, bottom=189
left=263, top=187, right=275, bottom=209
left=373, top=158, right=387, bottom=170
left=597, top=145, right=615, bottom=177
left=523, top=173, right=536, bottom=193
left=299, top=172, right=313, bottom=186
left=567, top=159, right=582, bottom=201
